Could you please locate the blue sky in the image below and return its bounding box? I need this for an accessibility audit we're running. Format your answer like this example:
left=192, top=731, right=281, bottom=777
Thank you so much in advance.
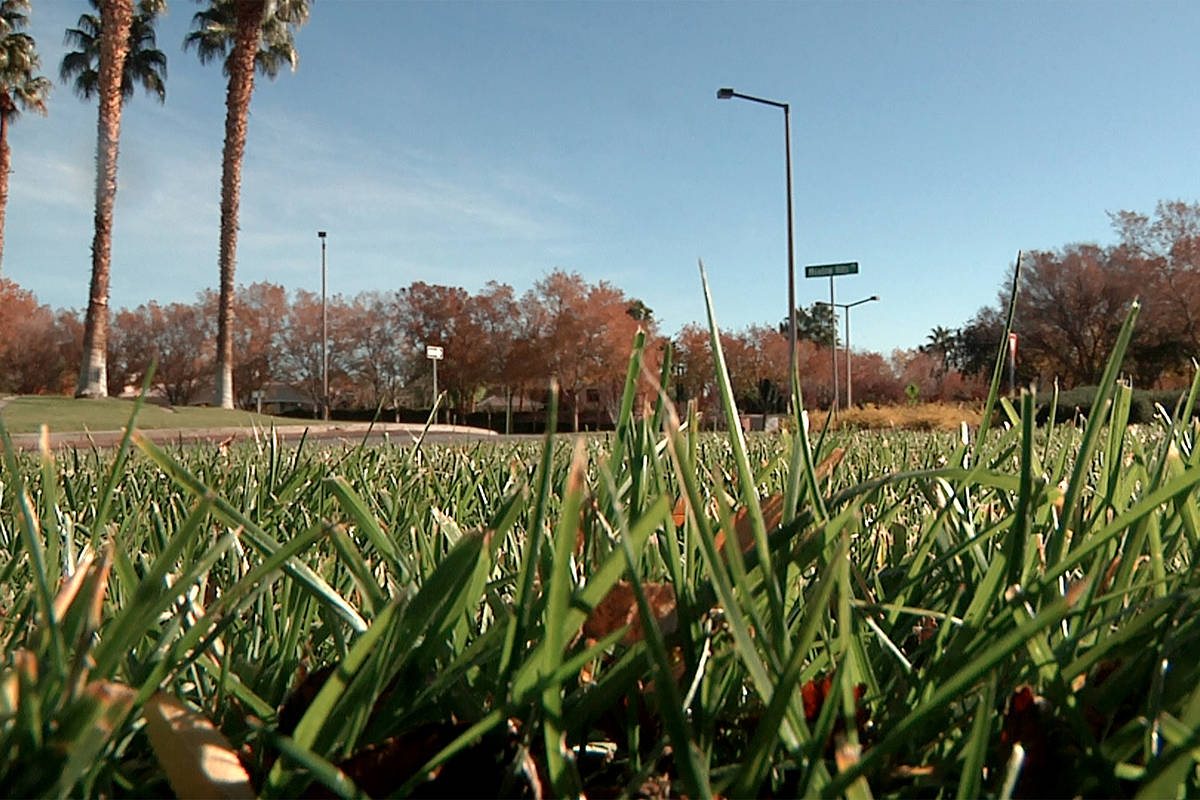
left=7, top=0, right=1200, bottom=355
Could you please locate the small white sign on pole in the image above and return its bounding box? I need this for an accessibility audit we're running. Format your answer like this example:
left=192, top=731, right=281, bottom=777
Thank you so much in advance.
left=426, top=345, right=443, bottom=417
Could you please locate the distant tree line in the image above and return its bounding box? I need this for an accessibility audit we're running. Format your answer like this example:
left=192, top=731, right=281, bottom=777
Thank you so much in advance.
left=938, top=201, right=1200, bottom=391
left=0, top=270, right=986, bottom=427
left=10, top=201, right=1200, bottom=421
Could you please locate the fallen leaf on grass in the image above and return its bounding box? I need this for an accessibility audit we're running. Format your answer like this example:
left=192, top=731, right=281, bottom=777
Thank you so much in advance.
left=277, top=663, right=335, bottom=738
left=141, top=691, right=255, bottom=800
left=814, top=447, right=847, bottom=483
left=50, top=541, right=113, bottom=633
left=711, top=453, right=842, bottom=557
left=800, top=675, right=854, bottom=721
left=671, top=496, right=687, bottom=528
left=51, top=545, right=96, bottom=622
left=715, top=493, right=786, bottom=555
left=799, top=674, right=869, bottom=733
left=582, top=581, right=678, bottom=646
left=323, top=721, right=539, bottom=799
left=330, top=723, right=460, bottom=797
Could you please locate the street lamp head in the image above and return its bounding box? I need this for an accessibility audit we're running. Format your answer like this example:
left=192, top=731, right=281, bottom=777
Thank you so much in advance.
left=869, top=295, right=880, bottom=302
left=716, top=87, right=734, bottom=99
left=317, top=231, right=326, bottom=239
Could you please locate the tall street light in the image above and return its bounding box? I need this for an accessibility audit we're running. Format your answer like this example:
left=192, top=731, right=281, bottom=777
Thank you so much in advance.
left=717, top=87, right=797, bottom=414
left=819, top=295, right=879, bottom=408
left=318, top=230, right=328, bottom=420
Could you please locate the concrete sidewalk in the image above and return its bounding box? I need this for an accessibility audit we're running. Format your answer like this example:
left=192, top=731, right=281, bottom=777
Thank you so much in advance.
left=7, top=420, right=499, bottom=451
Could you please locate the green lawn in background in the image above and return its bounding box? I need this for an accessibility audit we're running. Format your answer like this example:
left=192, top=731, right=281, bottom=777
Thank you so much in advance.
left=0, top=395, right=306, bottom=434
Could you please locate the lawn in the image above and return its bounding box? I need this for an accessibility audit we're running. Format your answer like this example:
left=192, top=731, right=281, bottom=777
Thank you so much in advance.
left=0, top=394, right=307, bottom=434
left=4, top=298, right=1200, bottom=797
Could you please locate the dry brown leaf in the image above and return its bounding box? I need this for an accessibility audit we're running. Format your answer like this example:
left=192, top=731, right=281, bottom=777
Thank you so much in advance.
left=142, top=691, right=255, bottom=800
left=50, top=542, right=113, bottom=635
left=814, top=446, right=847, bottom=482
left=582, top=581, right=678, bottom=645
left=334, top=720, right=530, bottom=798
left=277, top=664, right=335, bottom=738
left=84, top=541, right=115, bottom=632
left=715, top=493, right=786, bottom=556
left=671, top=496, right=687, bottom=528
left=51, top=546, right=96, bottom=622
left=85, top=679, right=136, bottom=717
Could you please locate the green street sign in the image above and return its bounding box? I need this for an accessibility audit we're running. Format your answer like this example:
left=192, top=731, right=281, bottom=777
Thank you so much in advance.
left=805, top=261, right=859, bottom=278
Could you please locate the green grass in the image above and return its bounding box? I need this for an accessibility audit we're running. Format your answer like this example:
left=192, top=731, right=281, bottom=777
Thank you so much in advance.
left=0, top=395, right=306, bottom=434
left=3, top=275, right=1200, bottom=797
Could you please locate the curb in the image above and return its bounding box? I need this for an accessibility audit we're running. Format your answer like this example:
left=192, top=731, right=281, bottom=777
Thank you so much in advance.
left=6, top=421, right=498, bottom=451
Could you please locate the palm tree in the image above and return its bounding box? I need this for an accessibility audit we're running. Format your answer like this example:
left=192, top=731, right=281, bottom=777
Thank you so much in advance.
left=922, top=325, right=957, bottom=374
left=65, top=0, right=166, bottom=398
left=625, top=299, right=653, bottom=322
left=0, top=0, right=51, bottom=274
left=61, top=0, right=167, bottom=101
left=186, top=0, right=310, bottom=409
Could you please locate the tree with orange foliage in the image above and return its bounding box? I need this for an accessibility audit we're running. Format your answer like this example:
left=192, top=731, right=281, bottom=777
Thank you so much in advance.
left=467, top=281, right=521, bottom=429
left=108, top=300, right=210, bottom=404
left=396, top=282, right=473, bottom=416
left=342, top=289, right=409, bottom=415
left=0, top=278, right=72, bottom=393
left=525, top=270, right=653, bottom=431
left=277, top=289, right=352, bottom=416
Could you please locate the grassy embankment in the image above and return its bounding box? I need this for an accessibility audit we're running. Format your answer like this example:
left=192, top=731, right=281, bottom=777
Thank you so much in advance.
left=0, top=395, right=300, bottom=435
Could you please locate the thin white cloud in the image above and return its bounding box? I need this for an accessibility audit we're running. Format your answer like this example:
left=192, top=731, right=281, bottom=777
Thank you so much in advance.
left=238, top=106, right=586, bottom=246
left=9, top=152, right=93, bottom=212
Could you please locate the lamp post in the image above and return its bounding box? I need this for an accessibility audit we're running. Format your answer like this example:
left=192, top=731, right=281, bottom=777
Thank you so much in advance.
left=717, top=87, right=797, bottom=414
left=818, top=295, right=879, bottom=408
left=318, top=231, right=328, bottom=420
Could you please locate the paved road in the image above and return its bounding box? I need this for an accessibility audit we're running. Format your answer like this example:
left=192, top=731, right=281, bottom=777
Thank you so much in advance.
left=6, top=421, right=504, bottom=451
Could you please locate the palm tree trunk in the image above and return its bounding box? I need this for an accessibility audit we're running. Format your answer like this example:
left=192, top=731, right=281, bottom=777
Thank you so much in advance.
left=213, top=0, right=263, bottom=409
left=0, top=106, right=11, bottom=273
left=77, top=0, right=134, bottom=398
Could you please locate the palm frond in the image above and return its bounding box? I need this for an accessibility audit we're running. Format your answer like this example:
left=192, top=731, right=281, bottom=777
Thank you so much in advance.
left=183, top=7, right=235, bottom=70
left=59, top=1, right=165, bottom=103
left=188, top=0, right=308, bottom=80
left=0, top=0, right=46, bottom=114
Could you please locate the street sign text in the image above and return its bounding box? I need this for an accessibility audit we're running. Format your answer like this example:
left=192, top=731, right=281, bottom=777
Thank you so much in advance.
left=805, top=262, right=859, bottom=278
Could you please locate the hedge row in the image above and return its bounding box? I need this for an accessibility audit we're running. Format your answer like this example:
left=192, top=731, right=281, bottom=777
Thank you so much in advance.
left=1031, top=385, right=1198, bottom=425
